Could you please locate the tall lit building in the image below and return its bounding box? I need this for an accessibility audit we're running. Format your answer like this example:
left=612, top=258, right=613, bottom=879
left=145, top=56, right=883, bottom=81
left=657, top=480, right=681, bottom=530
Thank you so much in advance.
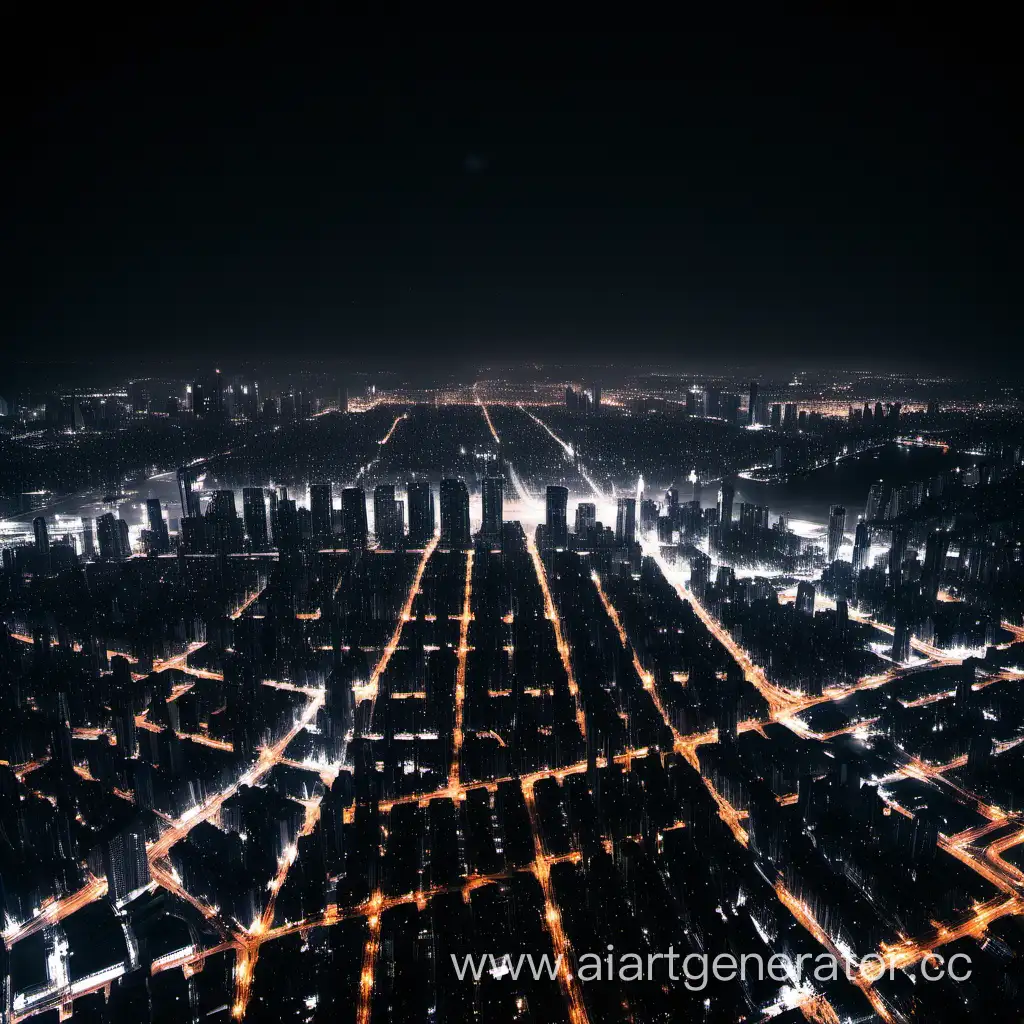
left=481, top=477, right=504, bottom=541
left=103, top=822, right=150, bottom=905
left=615, top=497, right=636, bottom=545
left=591, top=383, right=601, bottom=414
left=545, top=485, right=568, bottom=549
left=718, top=482, right=735, bottom=532
left=146, top=498, right=170, bottom=553
left=852, top=519, right=870, bottom=573
left=177, top=466, right=201, bottom=519
left=342, top=487, right=369, bottom=548
left=865, top=480, right=885, bottom=521
left=747, top=382, right=759, bottom=425
left=440, top=479, right=471, bottom=549
left=374, top=484, right=400, bottom=548
left=310, top=484, right=333, bottom=541
left=242, top=488, right=269, bottom=551
left=407, top=482, right=435, bottom=547
left=827, top=505, right=846, bottom=562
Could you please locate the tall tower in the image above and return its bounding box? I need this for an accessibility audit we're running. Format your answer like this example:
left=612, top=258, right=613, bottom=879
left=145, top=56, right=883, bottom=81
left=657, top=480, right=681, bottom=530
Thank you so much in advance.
left=177, top=466, right=201, bottom=519
left=406, top=482, right=435, bottom=547
left=851, top=519, right=870, bottom=573
left=33, top=516, right=50, bottom=570
left=242, top=488, right=269, bottom=551
left=310, top=484, right=333, bottom=541
left=545, top=485, right=568, bottom=549
left=481, top=477, right=504, bottom=541
left=440, top=479, right=471, bottom=549
left=718, top=482, right=735, bottom=531
left=615, top=497, right=636, bottom=545
left=146, top=499, right=170, bottom=553
left=747, top=382, right=759, bottom=425
left=827, top=505, right=847, bottom=562
left=373, top=484, right=400, bottom=548
left=342, top=487, right=369, bottom=549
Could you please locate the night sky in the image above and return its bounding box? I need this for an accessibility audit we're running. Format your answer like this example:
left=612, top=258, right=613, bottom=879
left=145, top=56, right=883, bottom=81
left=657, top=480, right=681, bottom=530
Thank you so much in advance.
left=8, top=18, right=1021, bottom=372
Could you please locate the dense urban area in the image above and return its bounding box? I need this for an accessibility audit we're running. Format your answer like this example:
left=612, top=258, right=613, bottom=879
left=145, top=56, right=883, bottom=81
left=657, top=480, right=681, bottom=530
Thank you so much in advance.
left=2, top=366, right=1024, bottom=1024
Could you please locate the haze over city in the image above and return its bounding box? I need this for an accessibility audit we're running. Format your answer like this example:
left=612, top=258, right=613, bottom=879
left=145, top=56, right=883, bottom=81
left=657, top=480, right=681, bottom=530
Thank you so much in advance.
left=3, top=16, right=1023, bottom=1024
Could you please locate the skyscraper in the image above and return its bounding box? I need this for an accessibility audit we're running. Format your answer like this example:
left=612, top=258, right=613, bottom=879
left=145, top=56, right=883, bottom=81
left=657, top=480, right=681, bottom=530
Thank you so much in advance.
left=591, top=383, right=601, bottom=414
left=177, top=466, right=201, bottom=519
left=242, top=488, right=269, bottom=551
left=865, top=480, right=885, bottom=521
left=827, top=505, right=847, bottom=562
left=891, top=611, right=912, bottom=663
left=718, top=482, right=735, bottom=532
left=747, top=382, right=759, bottom=425
left=615, top=497, right=636, bottom=545
left=889, top=527, right=909, bottom=586
left=852, top=519, right=870, bottom=573
left=81, top=517, right=95, bottom=559
left=407, top=482, right=435, bottom=547
left=440, top=479, right=471, bottom=549
left=922, top=529, right=951, bottom=601
left=481, top=477, right=504, bottom=541
left=795, top=580, right=815, bottom=617
left=103, top=822, right=151, bottom=905
left=310, top=484, right=333, bottom=541
left=545, top=485, right=568, bottom=549
left=575, top=502, right=597, bottom=536
left=96, top=513, right=127, bottom=561
left=33, top=516, right=50, bottom=570
left=146, top=498, right=170, bottom=554
left=342, top=487, right=369, bottom=548
left=373, top=484, right=400, bottom=548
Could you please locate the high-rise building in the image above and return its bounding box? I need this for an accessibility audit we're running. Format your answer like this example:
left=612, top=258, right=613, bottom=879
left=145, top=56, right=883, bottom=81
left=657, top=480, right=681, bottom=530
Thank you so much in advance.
left=782, top=403, right=798, bottom=431
left=891, top=611, right=912, bottom=663
left=481, top=477, right=504, bottom=541
left=146, top=499, right=170, bottom=553
left=177, top=466, right=201, bottom=519
left=545, top=486, right=568, bottom=549
left=852, top=519, right=870, bottom=573
left=342, top=488, right=368, bottom=549
left=795, top=580, right=815, bottom=617
left=615, top=497, right=636, bottom=545
left=865, top=480, right=885, bottom=521
left=310, top=484, right=333, bottom=541
left=592, top=383, right=601, bottom=414
left=103, top=822, right=151, bottom=905
left=922, top=529, right=951, bottom=601
left=242, top=488, right=269, bottom=551
left=407, top=482, right=435, bottom=547
left=33, top=516, right=50, bottom=570
left=373, top=484, right=400, bottom=548
left=827, top=505, right=847, bottom=562
left=81, top=517, right=95, bottom=559
left=275, top=498, right=301, bottom=552
left=440, top=479, right=471, bottom=549
left=747, top=382, right=759, bottom=425
left=770, top=403, right=782, bottom=428
left=96, top=513, right=127, bottom=561
left=889, top=528, right=909, bottom=586
left=575, top=502, right=597, bottom=536
left=718, top=482, right=735, bottom=532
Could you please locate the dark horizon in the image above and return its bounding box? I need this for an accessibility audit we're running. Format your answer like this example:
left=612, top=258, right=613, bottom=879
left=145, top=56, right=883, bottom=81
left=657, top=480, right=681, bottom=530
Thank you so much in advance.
left=8, top=17, right=1022, bottom=372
